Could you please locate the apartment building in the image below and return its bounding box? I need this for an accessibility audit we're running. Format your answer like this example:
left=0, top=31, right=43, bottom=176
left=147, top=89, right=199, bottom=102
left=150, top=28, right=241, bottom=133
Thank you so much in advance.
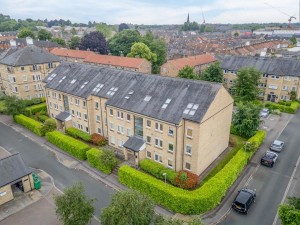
left=160, top=53, right=216, bottom=77
left=221, top=55, right=300, bottom=102
left=44, top=62, right=233, bottom=175
left=0, top=38, right=60, bottom=99
left=51, top=48, right=152, bottom=73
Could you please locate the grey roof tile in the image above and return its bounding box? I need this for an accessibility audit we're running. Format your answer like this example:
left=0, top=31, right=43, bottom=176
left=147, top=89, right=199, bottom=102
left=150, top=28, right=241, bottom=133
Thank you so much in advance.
left=123, top=136, right=145, bottom=152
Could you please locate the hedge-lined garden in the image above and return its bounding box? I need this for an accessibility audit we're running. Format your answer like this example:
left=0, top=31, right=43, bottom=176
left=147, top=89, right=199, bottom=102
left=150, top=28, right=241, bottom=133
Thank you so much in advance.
left=13, top=114, right=45, bottom=136
left=66, top=127, right=91, bottom=142
left=119, top=130, right=266, bottom=214
left=86, top=148, right=117, bottom=174
left=24, top=103, right=47, bottom=116
left=46, top=131, right=90, bottom=160
left=265, top=101, right=299, bottom=114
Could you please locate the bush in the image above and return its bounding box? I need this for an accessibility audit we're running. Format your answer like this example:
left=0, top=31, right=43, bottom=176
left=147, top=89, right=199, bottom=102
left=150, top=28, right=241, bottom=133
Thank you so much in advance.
left=24, top=103, right=47, bottom=116
left=66, top=127, right=91, bottom=142
left=278, top=100, right=292, bottom=106
left=91, top=133, right=106, bottom=146
left=139, top=159, right=178, bottom=185
left=86, top=148, right=117, bottom=174
left=119, top=131, right=266, bottom=214
left=0, top=100, right=6, bottom=113
left=13, top=114, right=45, bottom=136
left=230, top=124, right=238, bottom=135
left=174, top=170, right=199, bottom=190
left=46, top=131, right=90, bottom=160
left=265, top=101, right=299, bottom=114
left=38, top=115, right=50, bottom=122
left=41, top=118, right=57, bottom=134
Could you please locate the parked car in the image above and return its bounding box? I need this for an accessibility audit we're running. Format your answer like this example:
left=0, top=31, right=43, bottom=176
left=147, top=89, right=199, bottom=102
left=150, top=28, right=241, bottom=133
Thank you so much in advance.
left=260, top=108, right=270, bottom=118
left=270, top=140, right=284, bottom=152
left=232, top=188, right=256, bottom=214
left=261, top=151, right=278, bottom=167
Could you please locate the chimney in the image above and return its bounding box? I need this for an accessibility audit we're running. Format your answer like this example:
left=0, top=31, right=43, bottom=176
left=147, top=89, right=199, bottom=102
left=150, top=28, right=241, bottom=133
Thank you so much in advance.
left=10, top=39, right=16, bottom=48
left=26, top=37, right=33, bottom=45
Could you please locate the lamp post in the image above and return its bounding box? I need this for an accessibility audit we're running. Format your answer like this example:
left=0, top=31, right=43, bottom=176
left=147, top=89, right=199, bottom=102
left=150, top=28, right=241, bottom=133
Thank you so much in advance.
left=162, top=173, right=167, bottom=189
left=244, top=142, right=251, bottom=165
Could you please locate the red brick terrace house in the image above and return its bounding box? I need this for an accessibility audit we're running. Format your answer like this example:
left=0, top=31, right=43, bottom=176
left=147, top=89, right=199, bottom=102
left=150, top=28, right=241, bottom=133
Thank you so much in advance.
left=51, top=48, right=152, bottom=73
left=160, top=53, right=216, bottom=77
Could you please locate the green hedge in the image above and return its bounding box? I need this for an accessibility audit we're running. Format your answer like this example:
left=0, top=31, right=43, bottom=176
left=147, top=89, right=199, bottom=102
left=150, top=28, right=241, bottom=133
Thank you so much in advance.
left=86, top=148, right=114, bottom=174
left=119, top=130, right=266, bottom=214
left=46, top=131, right=90, bottom=160
left=38, top=115, right=50, bottom=123
left=25, top=103, right=47, bottom=116
left=13, top=114, right=45, bottom=136
left=265, top=101, right=299, bottom=114
left=66, top=127, right=91, bottom=142
left=140, top=159, right=177, bottom=185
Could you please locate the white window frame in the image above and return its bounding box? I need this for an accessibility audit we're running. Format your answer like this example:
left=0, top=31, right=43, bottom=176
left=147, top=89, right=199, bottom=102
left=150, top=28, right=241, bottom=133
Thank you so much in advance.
left=109, top=122, right=114, bottom=131
left=167, top=159, right=173, bottom=169
left=154, top=153, right=162, bottom=163
left=185, top=144, right=192, bottom=155
left=155, top=138, right=163, bottom=148
left=186, top=128, right=193, bottom=138
left=126, top=128, right=131, bottom=136
left=146, top=136, right=151, bottom=144
left=146, top=151, right=151, bottom=159
left=155, top=122, right=163, bottom=132
left=168, top=143, right=174, bottom=153
left=185, top=162, right=191, bottom=171
left=110, top=136, right=115, bottom=145
left=146, top=120, right=151, bottom=128
left=117, top=125, right=124, bottom=134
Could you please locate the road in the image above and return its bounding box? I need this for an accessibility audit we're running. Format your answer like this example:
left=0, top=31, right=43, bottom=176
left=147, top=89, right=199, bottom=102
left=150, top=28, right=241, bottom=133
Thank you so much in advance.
left=0, top=122, right=115, bottom=217
left=220, top=112, right=300, bottom=225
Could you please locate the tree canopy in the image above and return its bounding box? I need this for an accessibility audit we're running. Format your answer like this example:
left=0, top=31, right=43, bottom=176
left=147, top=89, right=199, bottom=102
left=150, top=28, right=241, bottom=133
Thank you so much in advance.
left=127, top=42, right=157, bottom=63
left=182, top=21, right=200, bottom=31
left=202, top=62, right=223, bottom=83
left=80, top=31, right=108, bottom=54
left=54, top=182, right=95, bottom=225
left=3, top=96, right=26, bottom=115
left=178, top=66, right=199, bottom=80
left=118, top=23, right=130, bottom=32
left=18, top=28, right=35, bottom=39
left=279, top=197, right=300, bottom=225
left=51, top=37, right=66, bottom=47
left=68, top=36, right=81, bottom=49
left=37, top=29, right=52, bottom=40
left=233, top=67, right=262, bottom=102
left=290, top=36, right=297, bottom=45
left=96, top=23, right=112, bottom=38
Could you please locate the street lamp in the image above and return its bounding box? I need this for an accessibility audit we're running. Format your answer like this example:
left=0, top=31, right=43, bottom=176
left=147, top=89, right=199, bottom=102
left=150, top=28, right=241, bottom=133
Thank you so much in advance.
left=162, top=173, right=167, bottom=189
left=244, top=142, right=251, bottom=165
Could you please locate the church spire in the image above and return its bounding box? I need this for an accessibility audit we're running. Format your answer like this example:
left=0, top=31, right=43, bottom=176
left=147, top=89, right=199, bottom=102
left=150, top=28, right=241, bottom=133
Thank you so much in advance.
left=187, top=13, right=190, bottom=23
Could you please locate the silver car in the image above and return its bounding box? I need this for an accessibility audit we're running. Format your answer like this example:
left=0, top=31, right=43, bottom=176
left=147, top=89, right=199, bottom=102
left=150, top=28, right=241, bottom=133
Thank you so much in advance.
left=270, top=140, right=284, bottom=152
left=260, top=108, right=270, bottom=118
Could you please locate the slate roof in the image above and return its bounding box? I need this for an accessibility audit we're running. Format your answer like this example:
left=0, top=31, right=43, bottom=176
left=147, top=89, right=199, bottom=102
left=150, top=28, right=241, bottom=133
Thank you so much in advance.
left=55, top=111, right=71, bottom=121
left=0, top=45, right=61, bottom=66
left=0, top=153, right=32, bottom=188
left=221, top=55, right=300, bottom=76
left=123, top=136, right=145, bottom=152
left=44, top=62, right=222, bottom=124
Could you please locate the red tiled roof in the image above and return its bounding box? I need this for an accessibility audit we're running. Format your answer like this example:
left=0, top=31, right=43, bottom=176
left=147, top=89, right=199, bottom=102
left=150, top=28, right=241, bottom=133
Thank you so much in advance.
left=84, top=54, right=147, bottom=69
left=167, top=54, right=216, bottom=70
left=50, top=48, right=95, bottom=59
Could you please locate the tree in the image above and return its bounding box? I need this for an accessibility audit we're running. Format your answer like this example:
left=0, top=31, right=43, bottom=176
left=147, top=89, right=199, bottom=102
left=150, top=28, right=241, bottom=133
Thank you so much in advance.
left=182, top=21, right=200, bottom=31
left=202, top=62, right=223, bottom=83
left=127, top=42, right=157, bottom=63
left=178, top=66, right=198, bottom=80
left=54, top=182, right=95, bottom=225
left=233, top=67, right=261, bottom=102
left=118, top=23, right=130, bottom=32
left=99, top=149, right=117, bottom=171
left=51, top=37, right=66, bottom=47
left=96, top=23, right=112, bottom=38
left=68, top=36, right=81, bottom=49
left=4, top=96, right=26, bottom=115
left=80, top=31, right=108, bottom=55
left=108, top=29, right=141, bottom=56
left=70, top=27, right=77, bottom=35
left=41, top=118, right=57, bottom=134
left=290, top=36, right=297, bottom=45
left=37, top=29, right=52, bottom=40
left=100, top=190, right=154, bottom=225
left=18, top=28, right=35, bottom=39
left=279, top=197, right=300, bottom=225
left=232, top=102, right=262, bottom=138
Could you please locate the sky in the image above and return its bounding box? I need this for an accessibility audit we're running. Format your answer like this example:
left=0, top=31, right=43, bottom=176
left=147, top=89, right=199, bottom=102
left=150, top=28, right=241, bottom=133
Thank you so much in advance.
left=1, top=0, right=300, bottom=25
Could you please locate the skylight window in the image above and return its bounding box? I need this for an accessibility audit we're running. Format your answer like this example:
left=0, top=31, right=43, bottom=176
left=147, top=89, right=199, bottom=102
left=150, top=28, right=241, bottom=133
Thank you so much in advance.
left=92, top=83, right=104, bottom=93
left=162, top=98, right=172, bottom=109
left=183, top=103, right=199, bottom=116
left=80, top=81, right=89, bottom=89
left=144, top=95, right=152, bottom=102
left=125, top=90, right=134, bottom=99
left=58, top=76, right=66, bottom=83
left=107, top=87, right=118, bottom=96
left=70, top=79, right=76, bottom=84
left=47, top=73, right=57, bottom=81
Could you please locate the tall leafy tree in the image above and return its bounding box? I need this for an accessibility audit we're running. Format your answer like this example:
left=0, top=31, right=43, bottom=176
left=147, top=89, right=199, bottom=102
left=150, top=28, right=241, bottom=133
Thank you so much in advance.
left=68, top=36, right=81, bottom=49
left=178, top=66, right=198, bottom=80
left=290, top=36, right=297, bottom=45
left=80, top=31, right=108, bottom=54
left=127, top=42, right=157, bottom=63
left=4, top=96, right=26, bottom=115
left=232, top=102, right=262, bottom=138
left=279, top=197, right=300, bottom=225
left=54, top=182, right=95, bottom=225
left=108, top=29, right=141, bottom=56
left=51, top=37, right=66, bottom=47
left=18, top=28, right=35, bottom=39
left=100, top=190, right=154, bottom=225
left=202, top=62, right=223, bottom=83
left=37, top=29, right=52, bottom=40
left=96, top=23, right=112, bottom=38
left=234, top=67, right=261, bottom=102
left=118, top=23, right=130, bottom=32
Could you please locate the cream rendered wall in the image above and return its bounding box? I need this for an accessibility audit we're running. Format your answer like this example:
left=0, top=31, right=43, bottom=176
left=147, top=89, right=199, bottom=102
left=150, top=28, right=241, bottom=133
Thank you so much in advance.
left=160, top=63, right=179, bottom=77
left=0, top=185, right=13, bottom=205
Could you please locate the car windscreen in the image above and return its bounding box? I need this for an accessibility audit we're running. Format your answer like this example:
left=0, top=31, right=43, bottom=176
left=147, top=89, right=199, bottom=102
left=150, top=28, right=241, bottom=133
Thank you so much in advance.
left=265, top=152, right=274, bottom=158
left=233, top=201, right=245, bottom=208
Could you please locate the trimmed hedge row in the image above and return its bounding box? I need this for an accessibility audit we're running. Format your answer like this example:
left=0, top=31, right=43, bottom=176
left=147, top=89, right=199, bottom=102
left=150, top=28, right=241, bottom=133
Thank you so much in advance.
left=66, top=127, right=91, bottom=142
left=265, top=101, right=299, bottom=114
left=38, top=115, right=50, bottom=123
left=13, top=114, right=45, bottom=136
left=119, top=131, right=266, bottom=214
left=86, top=148, right=114, bottom=174
left=46, top=131, right=90, bottom=160
left=25, top=103, right=47, bottom=116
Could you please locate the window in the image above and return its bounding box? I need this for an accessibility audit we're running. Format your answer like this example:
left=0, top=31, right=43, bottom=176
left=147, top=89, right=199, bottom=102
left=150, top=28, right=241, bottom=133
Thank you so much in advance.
left=118, top=139, right=124, bottom=147
left=134, top=116, right=143, bottom=137
left=292, top=86, right=297, bottom=92
left=155, top=138, right=163, bottom=148
left=21, top=66, right=25, bottom=71
left=70, top=97, right=73, bottom=104
left=284, top=76, right=291, bottom=81
left=223, top=78, right=227, bottom=83
left=146, top=120, right=151, bottom=128
left=168, top=127, right=174, bottom=136
left=24, top=85, right=29, bottom=92
left=185, top=145, right=192, bottom=155
left=262, top=74, right=268, bottom=78
left=85, top=127, right=89, bottom=132
left=110, top=122, right=114, bottom=131
left=154, top=153, right=163, bottom=163
left=168, top=143, right=174, bottom=153
left=146, top=136, right=151, bottom=144
left=75, top=99, right=80, bottom=106
left=95, top=102, right=99, bottom=109
left=127, top=114, right=131, bottom=121
left=76, top=111, right=81, bottom=118
left=126, top=128, right=131, bottom=136
left=117, top=125, right=124, bottom=134
left=49, top=102, right=52, bottom=109
left=110, top=136, right=115, bottom=145
left=82, top=101, right=86, bottom=108
left=97, top=128, right=102, bottom=134
left=294, top=77, right=299, bottom=82
left=22, top=75, right=27, bottom=82
left=52, top=92, right=57, bottom=99
left=117, top=111, right=124, bottom=119
left=32, top=65, right=38, bottom=71
left=269, top=85, right=278, bottom=90
left=109, top=109, right=113, bottom=116
left=77, top=124, right=83, bottom=130
left=73, top=122, right=76, bottom=127
left=48, top=63, right=53, bottom=68
left=60, top=105, right=63, bottom=111
left=155, top=122, right=163, bottom=132
left=185, top=162, right=191, bottom=171
left=167, top=159, right=173, bottom=169
left=58, top=94, right=61, bottom=100
left=146, top=151, right=151, bottom=159
left=96, top=115, right=101, bottom=122
left=186, top=128, right=193, bottom=138
left=84, top=114, right=88, bottom=120
left=271, top=75, right=280, bottom=80
left=282, top=85, right=288, bottom=91
left=14, top=87, right=18, bottom=92
left=47, top=91, right=50, bottom=97
left=144, top=95, right=152, bottom=101
left=71, top=110, right=74, bottom=116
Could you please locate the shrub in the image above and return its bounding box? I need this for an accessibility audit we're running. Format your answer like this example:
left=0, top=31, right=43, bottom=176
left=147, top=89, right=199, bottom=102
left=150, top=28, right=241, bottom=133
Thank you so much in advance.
left=41, top=118, right=57, bottom=134
left=139, top=159, right=177, bottom=185
left=174, top=170, right=199, bottom=190
left=230, top=124, right=238, bottom=135
left=278, top=100, right=292, bottom=106
left=24, top=103, right=47, bottom=116
left=0, top=100, right=6, bottom=113
left=46, top=131, right=90, bottom=160
left=66, top=127, right=91, bottom=142
left=38, top=115, right=50, bottom=122
left=91, top=133, right=106, bottom=146
left=119, top=131, right=266, bottom=214
left=265, top=101, right=299, bottom=114
left=86, top=148, right=117, bottom=174
left=13, top=114, right=45, bottom=136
